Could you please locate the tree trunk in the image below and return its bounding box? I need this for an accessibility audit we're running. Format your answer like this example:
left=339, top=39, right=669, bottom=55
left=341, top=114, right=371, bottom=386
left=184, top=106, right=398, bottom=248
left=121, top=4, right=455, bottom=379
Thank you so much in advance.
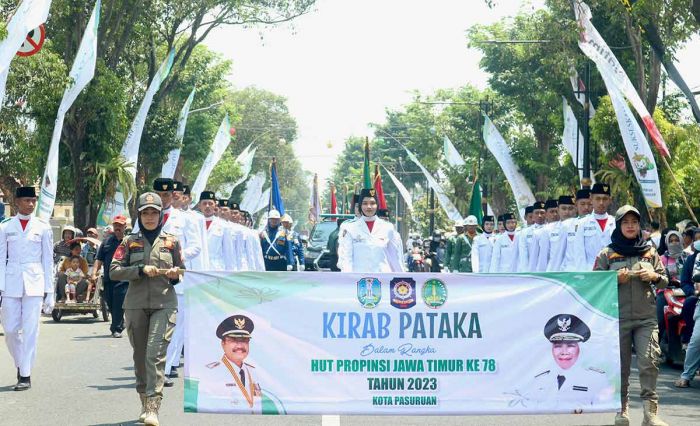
left=66, top=110, right=89, bottom=230
left=645, top=50, right=661, bottom=117
left=533, top=128, right=551, bottom=193
left=623, top=15, right=647, bottom=105
left=693, top=0, right=700, bottom=26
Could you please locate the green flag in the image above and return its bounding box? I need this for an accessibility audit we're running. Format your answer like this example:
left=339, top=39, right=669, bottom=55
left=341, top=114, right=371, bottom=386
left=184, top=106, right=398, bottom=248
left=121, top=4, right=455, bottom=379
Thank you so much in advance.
left=469, top=180, right=484, bottom=224
left=363, top=138, right=372, bottom=189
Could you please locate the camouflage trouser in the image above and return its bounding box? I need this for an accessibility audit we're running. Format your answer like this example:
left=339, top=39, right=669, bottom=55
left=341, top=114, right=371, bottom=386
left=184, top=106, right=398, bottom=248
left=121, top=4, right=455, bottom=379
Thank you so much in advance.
left=125, top=308, right=177, bottom=397
left=619, top=317, right=661, bottom=404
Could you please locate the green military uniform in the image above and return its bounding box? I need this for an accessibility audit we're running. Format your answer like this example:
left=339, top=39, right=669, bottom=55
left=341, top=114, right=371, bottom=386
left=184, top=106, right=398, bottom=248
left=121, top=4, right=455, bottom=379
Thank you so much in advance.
left=593, top=205, right=668, bottom=426
left=451, top=233, right=475, bottom=272
left=445, top=232, right=461, bottom=271
left=110, top=192, right=185, bottom=426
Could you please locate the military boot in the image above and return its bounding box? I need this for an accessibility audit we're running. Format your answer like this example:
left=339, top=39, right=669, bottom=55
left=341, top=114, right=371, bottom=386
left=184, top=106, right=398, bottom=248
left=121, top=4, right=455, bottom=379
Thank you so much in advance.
left=641, top=400, right=668, bottom=426
left=144, top=396, right=161, bottom=426
left=614, top=397, right=629, bottom=426
left=138, top=393, right=147, bottom=423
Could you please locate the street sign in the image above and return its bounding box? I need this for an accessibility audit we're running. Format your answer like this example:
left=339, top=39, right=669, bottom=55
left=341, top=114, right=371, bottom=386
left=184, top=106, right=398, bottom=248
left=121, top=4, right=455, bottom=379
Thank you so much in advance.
left=17, top=25, right=46, bottom=57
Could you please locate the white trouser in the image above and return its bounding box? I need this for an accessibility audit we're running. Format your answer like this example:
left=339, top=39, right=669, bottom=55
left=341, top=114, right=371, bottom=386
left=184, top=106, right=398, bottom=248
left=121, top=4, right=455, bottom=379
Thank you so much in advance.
left=1, top=295, right=43, bottom=377
left=165, top=293, right=185, bottom=375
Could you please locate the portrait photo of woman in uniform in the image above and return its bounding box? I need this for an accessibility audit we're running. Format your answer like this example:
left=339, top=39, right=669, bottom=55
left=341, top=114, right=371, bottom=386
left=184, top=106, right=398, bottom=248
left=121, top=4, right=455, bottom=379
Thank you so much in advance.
left=337, top=187, right=404, bottom=272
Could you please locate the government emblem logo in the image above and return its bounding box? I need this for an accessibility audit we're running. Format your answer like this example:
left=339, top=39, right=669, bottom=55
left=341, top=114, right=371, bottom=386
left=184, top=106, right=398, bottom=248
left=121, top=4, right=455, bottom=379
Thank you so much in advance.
left=357, top=277, right=381, bottom=308
left=422, top=279, right=447, bottom=309
left=390, top=278, right=416, bottom=309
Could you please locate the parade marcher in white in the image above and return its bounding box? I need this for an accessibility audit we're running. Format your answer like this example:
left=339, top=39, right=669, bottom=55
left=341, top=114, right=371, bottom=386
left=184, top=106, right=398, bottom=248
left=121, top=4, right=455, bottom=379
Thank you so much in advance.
left=489, top=213, right=519, bottom=273
left=177, top=183, right=209, bottom=270
left=198, top=191, right=234, bottom=271
left=517, top=202, right=545, bottom=272
left=548, top=192, right=589, bottom=272
left=530, top=199, right=559, bottom=272
left=574, top=183, right=615, bottom=271
left=338, top=188, right=404, bottom=273
left=472, top=215, right=496, bottom=273
left=229, top=202, right=265, bottom=272
left=0, top=186, right=54, bottom=391
left=537, top=196, right=576, bottom=272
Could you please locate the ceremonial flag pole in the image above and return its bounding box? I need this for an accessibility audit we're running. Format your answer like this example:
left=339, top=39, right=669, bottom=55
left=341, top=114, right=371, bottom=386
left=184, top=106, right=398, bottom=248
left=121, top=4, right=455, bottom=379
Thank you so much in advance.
left=374, top=164, right=387, bottom=210
left=36, top=0, right=100, bottom=219
left=308, top=173, right=321, bottom=224
left=343, top=184, right=349, bottom=214
left=330, top=183, right=338, bottom=220
left=268, top=158, right=285, bottom=214
left=363, top=138, right=372, bottom=189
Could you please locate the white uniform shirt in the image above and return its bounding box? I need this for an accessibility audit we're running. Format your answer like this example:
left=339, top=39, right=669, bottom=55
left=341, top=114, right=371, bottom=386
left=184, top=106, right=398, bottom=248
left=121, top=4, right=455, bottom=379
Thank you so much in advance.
left=574, top=213, right=616, bottom=271
left=203, top=216, right=234, bottom=271
left=534, top=221, right=562, bottom=272
left=195, top=360, right=262, bottom=414
left=0, top=215, right=54, bottom=297
left=517, top=224, right=542, bottom=272
left=337, top=216, right=404, bottom=273
left=547, top=217, right=580, bottom=272
left=472, top=233, right=495, bottom=273
left=489, top=232, right=518, bottom=273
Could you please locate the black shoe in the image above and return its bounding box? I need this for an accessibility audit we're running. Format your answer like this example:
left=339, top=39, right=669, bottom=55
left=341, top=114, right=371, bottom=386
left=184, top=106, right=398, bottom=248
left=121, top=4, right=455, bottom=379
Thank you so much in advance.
left=164, top=377, right=174, bottom=387
left=112, top=331, right=122, bottom=338
left=17, top=368, right=20, bottom=381
left=168, top=368, right=179, bottom=378
left=13, top=376, right=31, bottom=391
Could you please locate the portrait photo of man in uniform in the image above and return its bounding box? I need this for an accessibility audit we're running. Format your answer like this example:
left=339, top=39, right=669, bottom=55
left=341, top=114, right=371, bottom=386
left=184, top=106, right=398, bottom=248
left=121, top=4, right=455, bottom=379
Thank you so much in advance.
left=194, top=314, right=263, bottom=414
left=512, top=314, right=615, bottom=413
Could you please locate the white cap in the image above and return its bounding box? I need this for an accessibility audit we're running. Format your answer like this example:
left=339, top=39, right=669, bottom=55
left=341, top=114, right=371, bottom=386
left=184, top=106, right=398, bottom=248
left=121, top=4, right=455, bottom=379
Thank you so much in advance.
left=281, top=213, right=293, bottom=223
left=463, top=215, right=478, bottom=226
left=268, top=210, right=281, bottom=219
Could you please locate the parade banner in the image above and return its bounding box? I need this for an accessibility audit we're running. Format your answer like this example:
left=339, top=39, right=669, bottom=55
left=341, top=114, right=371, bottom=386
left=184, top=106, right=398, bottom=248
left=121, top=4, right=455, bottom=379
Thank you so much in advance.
left=183, top=271, right=620, bottom=415
left=443, top=135, right=466, bottom=168
left=402, top=146, right=462, bottom=222
left=230, top=144, right=257, bottom=192
left=383, top=166, right=413, bottom=212
left=574, top=0, right=670, bottom=157
left=603, top=74, right=662, bottom=208
left=161, top=87, right=196, bottom=178
left=240, top=172, right=266, bottom=212
left=36, top=0, right=100, bottom=219
left=0, top=0, right=53, bottom=110
left=482, top=114, right=536, bottom=219
left=561, top=97, right=586, bottom=185
left=191, top=114, right=232, bottom=203
left=98, top=48, right=175, bottom=225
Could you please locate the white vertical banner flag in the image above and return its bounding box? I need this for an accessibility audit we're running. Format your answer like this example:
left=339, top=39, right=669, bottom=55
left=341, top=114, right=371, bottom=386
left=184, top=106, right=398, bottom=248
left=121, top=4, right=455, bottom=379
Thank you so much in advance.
left=190, top=114, right=232, bottom=203
left=36, top=0, right=100, bottom=219
left=253, top=187, right=271, bottom=214
left=240, top=172, right=266, bottom=212
left=443, top=135, right=466, bottom=167
left=401, top=145, right=463, bottom=222
left=573, top=0, right=669, bottom=157
left=561, top=97, right=586, bottom=184
left=161, top=87, right=196, bottom=178
left=382, top=166, right=414, bottom=213
left=98, top=48, right=175, bottom=225
left=603, top=75, right=662, bottom=207
left=482, top=114, right=536, bottom=220
left=0, top=0, right=53, bottom=110
left=230, top=144, right=257, bottom=191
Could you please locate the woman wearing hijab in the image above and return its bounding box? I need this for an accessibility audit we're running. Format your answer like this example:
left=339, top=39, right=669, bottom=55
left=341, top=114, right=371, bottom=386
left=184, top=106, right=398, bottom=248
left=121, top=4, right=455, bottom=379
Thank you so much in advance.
left=337, top=188, right=404, bottom=272
left=594, top=205, right=668, bottom=426
left=655, top=230, right=687, bottom=342
left=110, top=193, right=184, bottom=426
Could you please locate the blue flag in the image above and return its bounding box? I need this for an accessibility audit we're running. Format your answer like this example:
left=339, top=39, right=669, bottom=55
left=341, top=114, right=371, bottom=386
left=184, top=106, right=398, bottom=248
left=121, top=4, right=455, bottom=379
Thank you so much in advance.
left=269, top=159, right=285, bottom=215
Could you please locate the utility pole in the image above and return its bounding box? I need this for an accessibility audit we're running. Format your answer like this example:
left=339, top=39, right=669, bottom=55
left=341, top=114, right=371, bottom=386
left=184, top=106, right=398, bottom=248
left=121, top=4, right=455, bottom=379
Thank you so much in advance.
left=429, top=188, right=435, bottom=235
left=579, top=62, right=593, bottom=189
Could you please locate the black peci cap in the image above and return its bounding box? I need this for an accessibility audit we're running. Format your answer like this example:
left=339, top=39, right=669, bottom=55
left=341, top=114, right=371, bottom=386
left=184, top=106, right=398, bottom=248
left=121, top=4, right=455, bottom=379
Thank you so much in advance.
left=525, top=206, right=534, bottom=214
left=482, top=215, right=495, bottom=224
left=544, top=199, right=559, bottom=210
left=591, top=183, right=611, bottom=196
left=228, top=200, right=240, bottom=211
left=558, top=195, right=575, bottom=206
left=15, top=186, right=36, bottom=198
left=217, top=199, right=227, bottom=208
left=173, top=181, right=184, bottom=192
left=502, top=213, right=516, bottom=221
left=199, top=191, right=216, bottom=201
left=153, top=178, right=174, bottom=192
left=182, top=184, right=191, bottom=195
left=576, top=189, right=590, bottom=200
left=532, top=201, right=546, bottom=211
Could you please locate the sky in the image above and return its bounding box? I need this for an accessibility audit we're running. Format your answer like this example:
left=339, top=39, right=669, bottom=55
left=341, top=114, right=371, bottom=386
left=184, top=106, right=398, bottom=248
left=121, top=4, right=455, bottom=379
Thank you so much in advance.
left=204, top=0, right=700, bottom=193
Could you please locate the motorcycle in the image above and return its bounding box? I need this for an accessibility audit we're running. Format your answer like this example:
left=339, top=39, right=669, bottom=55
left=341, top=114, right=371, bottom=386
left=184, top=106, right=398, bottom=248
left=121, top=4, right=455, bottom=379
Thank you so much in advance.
left=660, top=279, right=687, bottom=367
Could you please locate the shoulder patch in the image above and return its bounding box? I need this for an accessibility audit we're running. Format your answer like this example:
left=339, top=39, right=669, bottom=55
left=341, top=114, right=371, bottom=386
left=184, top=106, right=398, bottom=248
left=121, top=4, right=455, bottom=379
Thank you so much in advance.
left=206, top=361, right=220, bottom=369
left=608, top=251, right=625, bottom=260
left=535, top=370, right=550, bottom=378
left=587, top=366, right=605, bottom=374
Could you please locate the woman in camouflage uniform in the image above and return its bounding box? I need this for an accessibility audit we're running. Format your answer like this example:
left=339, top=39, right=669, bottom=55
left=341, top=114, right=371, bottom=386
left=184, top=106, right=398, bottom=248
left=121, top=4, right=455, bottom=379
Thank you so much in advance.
left=110, top=193, right=184, bottom=426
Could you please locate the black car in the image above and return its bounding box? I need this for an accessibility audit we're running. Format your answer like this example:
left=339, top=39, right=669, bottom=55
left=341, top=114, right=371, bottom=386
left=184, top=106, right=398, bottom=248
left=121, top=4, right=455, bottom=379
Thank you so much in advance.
left=305, top=214, right=354, bottom=270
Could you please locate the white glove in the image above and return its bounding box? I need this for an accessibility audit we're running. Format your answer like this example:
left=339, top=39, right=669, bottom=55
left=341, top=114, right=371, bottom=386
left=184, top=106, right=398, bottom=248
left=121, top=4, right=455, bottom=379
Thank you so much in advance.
left=286, top=265, right=293, bottom=271
left=299, top=265, right=305, bottom=272
left=42, top=293, right=55, bottom=314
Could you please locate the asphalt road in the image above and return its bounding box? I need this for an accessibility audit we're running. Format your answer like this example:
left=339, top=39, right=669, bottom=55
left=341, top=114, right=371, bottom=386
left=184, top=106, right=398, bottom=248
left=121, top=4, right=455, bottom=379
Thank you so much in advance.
left=0, top=314, right=698, bottom=426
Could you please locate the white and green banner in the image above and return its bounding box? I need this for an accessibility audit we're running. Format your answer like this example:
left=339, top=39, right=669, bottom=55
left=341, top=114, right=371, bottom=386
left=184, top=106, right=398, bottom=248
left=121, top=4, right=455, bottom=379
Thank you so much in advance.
left=184, top=271, right=620, bottom=415
left=190, top=114, right=231, bottom=203
left=161, top=87, right=196, bottom=178
left=37, top=0, right=100, bottom=219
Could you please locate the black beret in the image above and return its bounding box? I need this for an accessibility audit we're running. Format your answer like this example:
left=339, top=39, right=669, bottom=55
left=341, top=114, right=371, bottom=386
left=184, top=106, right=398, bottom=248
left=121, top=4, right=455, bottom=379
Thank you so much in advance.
left=591, top=183, right=611, bottom=196
left=217, top=199, right=228, bottom=207
left=15, top=186, right=36, bottom=198
left=525, top=206, right=534, bottom=214
left=544, top=199, right=559, bottom=210
left=216, top=315, right=254, bottom=339
left=359, top=188, right=377, bottom=201
left=153, top=178, right=174, bottom=192
left=502, top=213, right=516, bottom=221
left=199, top=191, right=216, bottom=201
left=576, top=189, right=590, bottom=200
left=182, top=184, right=191, bottom=195
left=173, top=181, right=184, bottom=192
left=558, top=195, right=575, bottom=205
left=482, top=215, right=495, bottom=224
left=544, top=314, right=590, bottom=343
left=532, top=201, right=546, bottom=211
left=228, top=200, right=240, bottom=211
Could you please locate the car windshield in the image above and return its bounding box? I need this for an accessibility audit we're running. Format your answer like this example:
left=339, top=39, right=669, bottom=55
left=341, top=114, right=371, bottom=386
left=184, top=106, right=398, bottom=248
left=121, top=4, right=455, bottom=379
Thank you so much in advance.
left=310, top=221, right=337, bottom=244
